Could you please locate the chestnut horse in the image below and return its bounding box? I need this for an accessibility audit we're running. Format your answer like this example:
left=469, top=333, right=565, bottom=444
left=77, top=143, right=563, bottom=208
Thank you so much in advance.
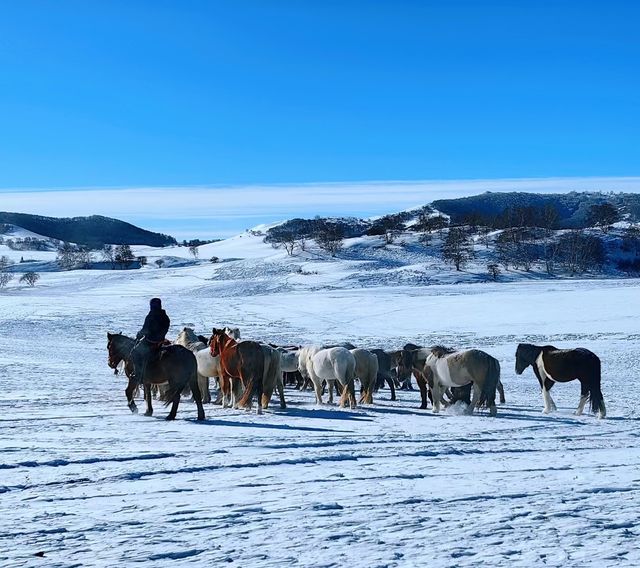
left=106, top=332, right=205, bottom=421
left=209, top=328, right=265, bottom=414
left=515, top=343, right=605, bottom=418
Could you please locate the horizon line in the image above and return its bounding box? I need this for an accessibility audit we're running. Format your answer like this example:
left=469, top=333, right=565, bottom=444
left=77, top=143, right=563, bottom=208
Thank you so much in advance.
left=2, top=175, right=640, bottom=193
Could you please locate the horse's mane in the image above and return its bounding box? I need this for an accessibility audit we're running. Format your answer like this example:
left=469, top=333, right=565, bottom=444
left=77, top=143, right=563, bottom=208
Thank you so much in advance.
left=430, top=345, right=456, bottom=358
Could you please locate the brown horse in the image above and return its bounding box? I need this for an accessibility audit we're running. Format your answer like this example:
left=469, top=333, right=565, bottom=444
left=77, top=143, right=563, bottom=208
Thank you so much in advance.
left=209, top=328, right=265, bottom=414
left=106, top=332, right=205, bottom=421
left=515, top=343, right=606, bottom=418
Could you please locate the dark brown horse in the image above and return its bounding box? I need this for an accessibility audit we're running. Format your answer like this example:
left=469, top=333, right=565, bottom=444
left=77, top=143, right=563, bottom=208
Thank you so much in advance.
left=370, top=349, right=397, bottom=401
left=106, top=332, right=205, bottom=421
left=515, top=343, right=606, bottom=418
left=209, top=328, right=265, bottom=414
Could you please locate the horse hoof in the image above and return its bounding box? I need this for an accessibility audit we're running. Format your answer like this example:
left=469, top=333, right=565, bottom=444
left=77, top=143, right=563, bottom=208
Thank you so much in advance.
left=130, top=406, right=138, bottom=414
left=144, top=411, right=152, bottom=417
left=197, top=414, right=205, bottom=421
left=165, top=415, right=176, bottom=421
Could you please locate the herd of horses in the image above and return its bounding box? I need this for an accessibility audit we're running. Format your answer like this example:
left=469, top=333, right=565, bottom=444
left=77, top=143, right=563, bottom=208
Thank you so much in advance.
left=106, top=327, right=607, bottom=421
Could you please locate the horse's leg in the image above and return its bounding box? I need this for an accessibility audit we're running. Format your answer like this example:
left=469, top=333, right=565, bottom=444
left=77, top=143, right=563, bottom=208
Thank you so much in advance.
left=465, top=383, right=481, bottom=415
left=277, top=375, right=286, bottom=409
left=166, top=390, right=180, bottom=421
left=232, top=378, right=244, bottom=409
left=125, top=379, right=138, bottom=414
left=431, top=379, right=442, bottom=414
left=349, top=381, right=357, bottom=408
left=328, top=380, right=336, bottom=404
left=198, top=374, right=210, bottom=404
left=220, top=376, right=231, bottom=408
left=542, top=379, right=557, bottom=413
left=497, top=379, right=506, bottom=404
left=313, top=378, right=324, bottom=405
left=386, top=376, right=396, bottom=401
left=144, top=384, right=153, bottom=416
left=190, top=373, right=206, bottom=421
left=416, top=374, right=428, bottom=410
left=575, top=380, right=589, bottom=416
left=339, top=381, right=349, bottom=408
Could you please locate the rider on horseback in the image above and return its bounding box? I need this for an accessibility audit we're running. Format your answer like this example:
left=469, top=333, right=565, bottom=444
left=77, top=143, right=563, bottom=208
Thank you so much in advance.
left=131, top=298, right=170, bottom=384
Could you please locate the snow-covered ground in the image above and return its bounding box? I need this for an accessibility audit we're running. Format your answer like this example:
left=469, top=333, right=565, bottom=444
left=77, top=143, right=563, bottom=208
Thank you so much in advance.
left=1, top=231, right=640, bottom=567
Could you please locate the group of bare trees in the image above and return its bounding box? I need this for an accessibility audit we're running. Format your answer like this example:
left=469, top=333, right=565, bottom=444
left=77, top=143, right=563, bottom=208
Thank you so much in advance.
left=55, top=242, right=141, bottom=270
left=437, top=202, right=614, bottom=276
left=265, top=220, right=345, bottom=257
left=0, top=255, right=40, bottom=288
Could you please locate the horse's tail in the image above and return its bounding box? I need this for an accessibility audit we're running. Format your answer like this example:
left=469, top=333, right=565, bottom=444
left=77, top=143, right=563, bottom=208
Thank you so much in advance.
left=588, top=356, right=605, bottom=417
left=237, top=353, right=264, bottom=409
left=162, top=383, right=182, bottom=407
left=478, top=354, right=500, bottom=411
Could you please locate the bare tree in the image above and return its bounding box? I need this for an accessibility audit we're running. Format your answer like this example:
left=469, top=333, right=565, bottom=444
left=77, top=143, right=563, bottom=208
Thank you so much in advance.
left=368, top=214, right=405, bottom=245
left=441, top=228, right=474, bottom=270
left=188, top=245, right=199, bottom=259
left=295, top=235, right=308, bottom=252
left=557, top=231, right=606, bottom=274
left=586, top=203, right=620, bottom=233
left=487, top=262, right=500, bottom=281
left=101, top=245, right=116, bottom=269
left=19, top=271, right=40, bottom=287
left=114, top=244, right=135, bottom=269
left=0, top=256, right=13, bottom=289
left=315, top=221, right=344, bottom=257
left=56, top=242, right=78, bottom=270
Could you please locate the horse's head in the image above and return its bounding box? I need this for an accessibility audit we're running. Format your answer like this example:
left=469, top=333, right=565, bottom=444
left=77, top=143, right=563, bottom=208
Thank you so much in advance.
left=515, top=343, right=535, bottom=375
left=223, top=326, right=241, bottom=341
left=209, top=327, right=235, bottom=357
left=106, top=332, right=124, bottom=371
left=394, top=349, right=414, bottom=380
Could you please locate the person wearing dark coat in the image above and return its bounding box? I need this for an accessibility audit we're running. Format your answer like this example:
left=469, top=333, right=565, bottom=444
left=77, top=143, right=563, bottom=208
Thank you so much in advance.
left=131, top=298, right=170, bottom=383
left=136, top=297, right=170, bottom=343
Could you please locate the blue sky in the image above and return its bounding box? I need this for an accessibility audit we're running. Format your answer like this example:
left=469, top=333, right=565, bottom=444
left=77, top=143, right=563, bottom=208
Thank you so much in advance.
left=0, top=2, right=639, bottom=237
left=0, top=0, right=638, bottom=189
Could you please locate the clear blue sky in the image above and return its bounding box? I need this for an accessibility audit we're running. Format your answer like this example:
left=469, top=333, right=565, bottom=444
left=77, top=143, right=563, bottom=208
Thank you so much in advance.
left=0, top=0, right=638, bottom=189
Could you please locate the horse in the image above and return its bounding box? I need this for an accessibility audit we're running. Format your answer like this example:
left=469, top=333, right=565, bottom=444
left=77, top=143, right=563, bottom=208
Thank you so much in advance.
left=515, top=343, right=606, bottom=418
left=398, top=343, right=506, bottom=409
left=370, top=349, right=398, bottom=401
left=209, top=328, right=265, bottom=414
left=304, top=347, right=357, bottom=408
left=223, top=326, right=241, bottom=341
left=396, top=345, right=433, bottom=409
left=175, top=327, right=224, bottom=404
left=260, top=344, right=286, bottom=409
left=425, top=346, right=500, bottom=416
left=350, top=348, right=378, bottom=404
left=106, top=332, right=205, bottom=421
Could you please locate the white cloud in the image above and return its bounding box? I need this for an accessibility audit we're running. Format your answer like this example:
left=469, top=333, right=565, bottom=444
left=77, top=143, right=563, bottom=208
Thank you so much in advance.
left=2, top=177, right=639, bottom=239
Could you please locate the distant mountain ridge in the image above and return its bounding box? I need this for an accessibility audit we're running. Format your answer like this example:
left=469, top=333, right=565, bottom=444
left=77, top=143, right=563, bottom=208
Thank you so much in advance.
left=431, top=191, right=640, bottom=227
left=0, top=212, right=176, bottom=248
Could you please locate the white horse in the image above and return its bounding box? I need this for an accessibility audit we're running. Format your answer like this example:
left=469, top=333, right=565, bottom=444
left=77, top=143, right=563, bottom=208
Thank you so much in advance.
left=350, top=348, right=378, bottom=404
left=175, top=327, right=223, bottom=404
left=305, top=347, right=357, bottom=408
left=278, top=347, right=299, bottom=373
left=425, top=346, right=500, bottom=416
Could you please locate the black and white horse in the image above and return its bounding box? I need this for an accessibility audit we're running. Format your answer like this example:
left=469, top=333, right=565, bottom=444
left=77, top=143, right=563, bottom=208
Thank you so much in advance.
left=515, top=343, right=606, bottom=418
